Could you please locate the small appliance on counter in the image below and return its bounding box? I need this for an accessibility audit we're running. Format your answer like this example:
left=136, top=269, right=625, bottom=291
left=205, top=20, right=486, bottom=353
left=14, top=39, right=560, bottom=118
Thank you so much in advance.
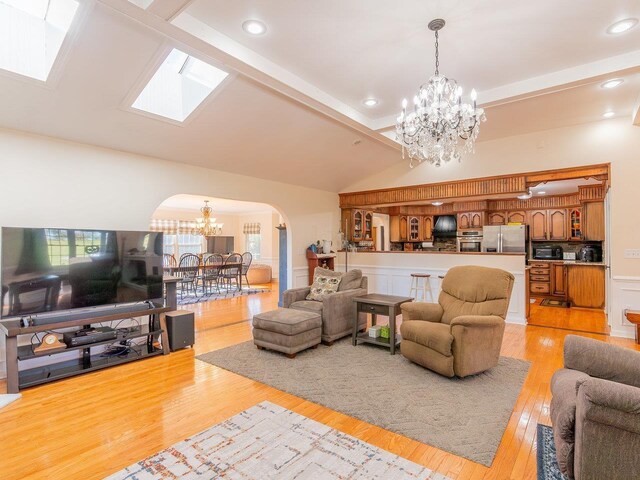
left=563, top=252, right=576, bottom=261
left=532, top=244, right=563, bottom=260
left=577, top=244, right=603, bottom=263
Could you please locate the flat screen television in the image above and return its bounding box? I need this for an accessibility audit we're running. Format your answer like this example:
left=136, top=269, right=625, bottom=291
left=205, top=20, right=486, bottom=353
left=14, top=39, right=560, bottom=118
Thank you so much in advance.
left=207, top=236, right=235, bottom=254
left=0, top=227, right=164, bottom=319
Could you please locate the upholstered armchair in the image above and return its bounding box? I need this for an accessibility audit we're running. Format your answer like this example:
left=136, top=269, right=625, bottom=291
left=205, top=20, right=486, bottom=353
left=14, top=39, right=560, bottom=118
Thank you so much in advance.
left=283, top=268, right=368, bottom=344
left=399, top=265, right=514, bottom=378
left=550, top=335, right=640, bottom=480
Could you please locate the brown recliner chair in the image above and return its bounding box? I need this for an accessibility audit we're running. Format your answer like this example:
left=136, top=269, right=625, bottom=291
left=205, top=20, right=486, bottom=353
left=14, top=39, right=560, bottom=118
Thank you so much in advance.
left=550, top=335, right=640, bottom=479
left=399, top=265, right=514, bottom=378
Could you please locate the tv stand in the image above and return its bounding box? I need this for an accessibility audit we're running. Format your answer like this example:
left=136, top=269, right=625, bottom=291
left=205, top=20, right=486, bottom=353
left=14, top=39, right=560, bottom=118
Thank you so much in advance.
left=0, top=302, right=171, bottom=393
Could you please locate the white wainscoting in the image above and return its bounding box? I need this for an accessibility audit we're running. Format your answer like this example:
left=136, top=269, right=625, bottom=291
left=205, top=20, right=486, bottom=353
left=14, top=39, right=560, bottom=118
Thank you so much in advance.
left=335, top=263, right=526, bottom=325
left=609, top=276, right=640, bottom=339
left=293, top=266, right=309, bottom=289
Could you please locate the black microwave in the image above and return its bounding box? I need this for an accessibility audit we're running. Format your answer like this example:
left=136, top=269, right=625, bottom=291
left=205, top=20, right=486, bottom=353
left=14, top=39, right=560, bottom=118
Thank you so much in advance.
left=533, top=245, right=563, bottom=260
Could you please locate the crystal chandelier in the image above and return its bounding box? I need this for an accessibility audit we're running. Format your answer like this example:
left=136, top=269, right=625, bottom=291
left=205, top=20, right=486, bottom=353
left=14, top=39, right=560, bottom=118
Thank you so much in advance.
left=396, top=19, right=485, bottom=168
left=192, top=200, right=223, bottom=237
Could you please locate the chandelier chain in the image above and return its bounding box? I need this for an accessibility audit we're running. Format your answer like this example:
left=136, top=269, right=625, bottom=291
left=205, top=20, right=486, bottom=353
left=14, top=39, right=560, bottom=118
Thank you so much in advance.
left=434, top=30, right=439, bottom=76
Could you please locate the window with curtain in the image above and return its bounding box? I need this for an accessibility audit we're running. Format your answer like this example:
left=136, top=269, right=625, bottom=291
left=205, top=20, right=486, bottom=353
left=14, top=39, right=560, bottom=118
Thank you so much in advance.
left=243, top=223, right=261, bottom=259
left=162, top=234, right=204, bottom=259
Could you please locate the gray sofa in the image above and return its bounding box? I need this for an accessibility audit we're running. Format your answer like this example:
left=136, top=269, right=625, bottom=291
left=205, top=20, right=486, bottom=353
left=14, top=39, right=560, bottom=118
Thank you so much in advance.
left=550, top=335, right=640, bottom=479
left=283, top=268, right=368, bottom=344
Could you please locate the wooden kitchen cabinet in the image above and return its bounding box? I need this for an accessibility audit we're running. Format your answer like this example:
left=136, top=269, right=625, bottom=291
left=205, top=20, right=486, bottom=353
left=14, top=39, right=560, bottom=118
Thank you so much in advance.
left=458, top=212, right=483, bottom=230
left=567, top=265, right=606, bottom=309
left=529, top=210, right=548, bottom=241
left=408, top=216, right=421, bottom=241
left=389, top=216, right=400, bottom=242
left=551, top=263, right=568, bottom=298
left=568, top=208, right=582, bottom=241
left=487, top=212, right=507, bottom=225
left=583, top=202, right=605, bottom=241
left=341, top=209, right=373, bottom=242
left=399, top=216, right=408, bottom=241
left=528, top=209, right=568, bottom=241
left=507, top=211, right=526, bottom=224
left=363, top=211, right=373, bottom=240
left=548, top=209, right=568, bottom=240
left=422, top=216, right=433, bottom=241
left=529, top=261, right=551, bottom=296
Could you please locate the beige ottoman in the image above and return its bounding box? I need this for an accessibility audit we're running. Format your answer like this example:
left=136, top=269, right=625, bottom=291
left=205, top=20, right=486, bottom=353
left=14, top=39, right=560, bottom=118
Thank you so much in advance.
left=246, top=264, right=273, bottom=284
left=253, top=308, right=321, bottom=358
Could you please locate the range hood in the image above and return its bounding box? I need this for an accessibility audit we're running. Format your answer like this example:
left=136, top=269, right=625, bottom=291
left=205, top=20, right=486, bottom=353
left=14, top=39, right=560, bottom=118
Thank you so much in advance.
left=433, top=215, right=457, bottom=237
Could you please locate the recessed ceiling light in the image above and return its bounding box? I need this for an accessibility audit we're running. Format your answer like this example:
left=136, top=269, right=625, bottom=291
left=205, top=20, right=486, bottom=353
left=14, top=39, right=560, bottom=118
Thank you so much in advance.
left=242, top=19, right=267, bottom=35
left=363, top=98, right=378, bottom=107
left=537, top=191, right=546, bottom=195
left=603, top=111, right=615, bottom=118
left=432, top=201, right=443, bottom=206
left=601, top=78, right=624, bottom=89
left=606, top=18, right=638, bottom=34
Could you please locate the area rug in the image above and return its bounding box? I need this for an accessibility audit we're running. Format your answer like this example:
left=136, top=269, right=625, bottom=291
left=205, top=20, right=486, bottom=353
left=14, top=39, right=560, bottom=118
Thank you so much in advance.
left=540, top=299, right=571, bottom=308
left=178, top=287, right=270, bottom=305
left=106, top=401, right=450, bottom=480
left=197, top=340, right=530, bottom=466
left=536, top=424, right=567, bottom=480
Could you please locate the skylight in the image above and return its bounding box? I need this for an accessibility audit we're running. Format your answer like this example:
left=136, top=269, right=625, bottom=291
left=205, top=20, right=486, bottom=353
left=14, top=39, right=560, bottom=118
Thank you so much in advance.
left=0, top=0, right=79, bottom=81
left=128, top=0, right=154, bottom=8
left=132, top=49, right=229, bottom=122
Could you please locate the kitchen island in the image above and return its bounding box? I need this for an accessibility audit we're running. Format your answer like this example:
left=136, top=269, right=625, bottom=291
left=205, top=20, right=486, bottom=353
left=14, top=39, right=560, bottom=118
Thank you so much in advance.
left=335, top=250, right=527, bottom=324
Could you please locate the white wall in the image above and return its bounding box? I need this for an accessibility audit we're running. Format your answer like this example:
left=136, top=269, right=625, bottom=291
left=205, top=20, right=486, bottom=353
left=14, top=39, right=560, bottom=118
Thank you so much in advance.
left=336, top=252, right=527, bottom=325
left=344, top=119, right=640, bottom=338
left=0, top=127, right=340, bottom=376
left=235, top=211, right=281, bottom=279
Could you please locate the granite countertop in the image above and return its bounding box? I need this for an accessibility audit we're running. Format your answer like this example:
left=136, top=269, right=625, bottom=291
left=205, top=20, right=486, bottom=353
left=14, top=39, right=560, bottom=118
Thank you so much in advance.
left=528, top=259, right=606, bottom=266
left=340, top=250, right=526, bottom=256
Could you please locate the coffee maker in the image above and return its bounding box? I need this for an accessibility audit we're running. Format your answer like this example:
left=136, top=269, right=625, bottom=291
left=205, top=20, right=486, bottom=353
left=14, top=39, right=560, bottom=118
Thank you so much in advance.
left=577, top=244, right=603, bottom=263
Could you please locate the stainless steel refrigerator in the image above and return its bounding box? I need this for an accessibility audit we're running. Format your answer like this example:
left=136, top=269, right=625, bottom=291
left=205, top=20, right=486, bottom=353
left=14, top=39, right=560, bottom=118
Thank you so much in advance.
left=482, top=225, right=526, bottom=253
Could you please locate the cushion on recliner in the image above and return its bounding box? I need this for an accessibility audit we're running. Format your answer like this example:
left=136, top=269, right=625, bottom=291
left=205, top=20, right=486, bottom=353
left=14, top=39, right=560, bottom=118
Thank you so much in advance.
left=400, top=320, right=453, bottom=356
left=290, top=300, right=324, bottom=315
left=550, top=368, right=591, bottom=478
left=439, top=266, right=514, bottom=324
left=338, top=269, right=362, bottom=291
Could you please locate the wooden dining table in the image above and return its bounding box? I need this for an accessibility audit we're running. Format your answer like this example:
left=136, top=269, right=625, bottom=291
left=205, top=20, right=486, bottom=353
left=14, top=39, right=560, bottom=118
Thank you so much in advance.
left=163, top=262, right=244, bottom=291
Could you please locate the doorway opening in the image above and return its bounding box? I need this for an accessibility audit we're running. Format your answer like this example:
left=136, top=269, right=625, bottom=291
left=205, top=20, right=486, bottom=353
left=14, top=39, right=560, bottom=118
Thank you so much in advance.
left=151, top=194, right=286, bottom=306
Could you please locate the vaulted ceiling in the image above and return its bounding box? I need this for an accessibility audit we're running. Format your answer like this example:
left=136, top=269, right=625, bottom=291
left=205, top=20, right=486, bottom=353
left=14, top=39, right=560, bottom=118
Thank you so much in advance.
left=0, top=0, right=638, bottom=193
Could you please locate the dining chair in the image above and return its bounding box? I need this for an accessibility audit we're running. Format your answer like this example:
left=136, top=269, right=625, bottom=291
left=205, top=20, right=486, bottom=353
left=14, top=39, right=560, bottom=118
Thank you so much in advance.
left=177, top=253, right=200, bottom=298
left=241, top=252, right=253, bottom=289
left=221, top=253, right=242, bottom=291
left=201, top=253, right=223, bottom=294
left=163, top=254, right=177, bottom=272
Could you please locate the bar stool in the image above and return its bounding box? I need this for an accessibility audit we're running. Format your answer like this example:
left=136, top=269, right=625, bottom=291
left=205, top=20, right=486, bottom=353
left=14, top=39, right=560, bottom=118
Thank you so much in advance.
left=435, top=274, right=446, bottom=298
left=409, top=273, right=434, bottom=302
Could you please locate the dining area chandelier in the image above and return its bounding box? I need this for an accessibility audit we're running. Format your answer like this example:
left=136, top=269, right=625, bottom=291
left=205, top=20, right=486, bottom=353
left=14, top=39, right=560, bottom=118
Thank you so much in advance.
left=192, top=200, right=223, bottom=237
left=396, top=19, right=486, bottom=168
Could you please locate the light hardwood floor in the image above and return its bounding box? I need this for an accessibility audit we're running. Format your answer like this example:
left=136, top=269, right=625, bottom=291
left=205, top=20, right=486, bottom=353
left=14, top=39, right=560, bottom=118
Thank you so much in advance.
left=0, top=287, right=637, bottom=480
left=527, top=298, right=610, bottom=335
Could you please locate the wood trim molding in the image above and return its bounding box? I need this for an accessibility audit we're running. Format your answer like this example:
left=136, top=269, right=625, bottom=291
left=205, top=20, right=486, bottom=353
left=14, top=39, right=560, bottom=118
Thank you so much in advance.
left=339, top=164, right=609, bottom=208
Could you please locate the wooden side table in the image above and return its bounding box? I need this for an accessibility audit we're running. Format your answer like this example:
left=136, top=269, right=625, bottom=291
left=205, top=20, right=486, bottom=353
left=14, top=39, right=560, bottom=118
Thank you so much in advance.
left=624, top=310, right=640, bottom=344
left=352, top=294, right=413, bottom=355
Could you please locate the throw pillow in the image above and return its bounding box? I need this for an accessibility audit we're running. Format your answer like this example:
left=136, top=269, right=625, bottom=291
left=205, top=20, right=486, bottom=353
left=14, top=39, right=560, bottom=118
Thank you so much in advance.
left=313, top=266, right=342, bottom=280
left=338, top=269, right=363, bottom=291
left=306, top=274, right=341, bottom=301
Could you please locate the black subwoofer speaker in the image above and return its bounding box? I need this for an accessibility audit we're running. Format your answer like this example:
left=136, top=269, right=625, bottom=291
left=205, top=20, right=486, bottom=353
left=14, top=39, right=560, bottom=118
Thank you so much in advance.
left=165, top=310, right=195, bottom=351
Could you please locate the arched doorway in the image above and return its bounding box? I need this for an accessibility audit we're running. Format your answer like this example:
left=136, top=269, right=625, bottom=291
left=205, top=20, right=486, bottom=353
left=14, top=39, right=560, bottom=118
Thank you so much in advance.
left=151, top=194, right=291, bottom=305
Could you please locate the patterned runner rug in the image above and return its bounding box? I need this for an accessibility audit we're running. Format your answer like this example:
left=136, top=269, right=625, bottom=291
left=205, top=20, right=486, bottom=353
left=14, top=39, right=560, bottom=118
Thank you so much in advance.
left=536, top=424, right=567, bottom=480
left=106, top=401, right=450, bottom=480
